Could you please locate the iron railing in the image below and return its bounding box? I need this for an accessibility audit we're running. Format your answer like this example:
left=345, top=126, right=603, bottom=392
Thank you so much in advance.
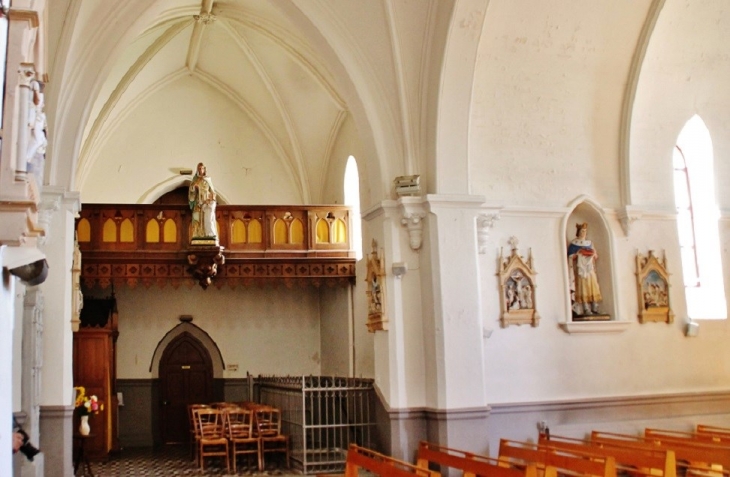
left=256, top=375, right=375, bottom=474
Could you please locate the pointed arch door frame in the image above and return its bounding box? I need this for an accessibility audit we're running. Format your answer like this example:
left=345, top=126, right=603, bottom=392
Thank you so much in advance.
left=158, top=332, right=213, bottom=444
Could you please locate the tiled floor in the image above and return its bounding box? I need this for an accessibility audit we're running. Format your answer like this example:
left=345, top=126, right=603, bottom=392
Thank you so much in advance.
left=78, top=445, right=302, bottom=476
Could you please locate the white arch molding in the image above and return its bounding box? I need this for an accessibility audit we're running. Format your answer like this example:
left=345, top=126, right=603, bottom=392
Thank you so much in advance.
left=148, top=321, right=225, bottom=378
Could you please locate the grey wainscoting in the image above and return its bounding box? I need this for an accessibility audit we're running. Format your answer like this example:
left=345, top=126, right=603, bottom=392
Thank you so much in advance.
left=39, top=405, right=73, bottom=477
left=116, top=379, right=159, bottom=447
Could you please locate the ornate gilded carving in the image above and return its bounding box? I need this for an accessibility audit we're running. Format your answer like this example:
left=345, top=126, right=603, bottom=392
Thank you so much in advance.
left=636, top=250, right=674, bottom=324
left=366, top=240, right=387, bottom=332
left=498, top=237, right=539, bottom=328
left=71, top=238, right=83, bottom=331
left=187, top=246, right=225, bottom=289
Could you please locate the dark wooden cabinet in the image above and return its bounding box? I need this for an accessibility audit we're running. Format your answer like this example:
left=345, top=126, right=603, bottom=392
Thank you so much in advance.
left=73, top=297, right=119, bottom=460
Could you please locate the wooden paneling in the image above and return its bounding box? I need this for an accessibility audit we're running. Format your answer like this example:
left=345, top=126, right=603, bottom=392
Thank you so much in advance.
left=77, top=204, right=356, bottom=288
left=73, top=298, right=119, bottom=460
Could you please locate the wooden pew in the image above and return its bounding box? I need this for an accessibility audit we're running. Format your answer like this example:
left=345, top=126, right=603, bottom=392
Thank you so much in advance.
left=592, top=431, right=730, bottom=470
left=344, top=444, right=440, bottom=477
left=699, top=426, right=730, bottom=437
left=416, top=441, right=538, bottom=477
left=498, top=439, right=616, bottom=477
left=646, top=428, right=730, bottom=446
left=698, top=426, right=730, bottom=441
left=537, top=433, right=676, bottom=477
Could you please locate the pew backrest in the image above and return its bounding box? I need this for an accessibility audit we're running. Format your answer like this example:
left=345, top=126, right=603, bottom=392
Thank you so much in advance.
left=417, top=441, right=538, bottom=477
left=698, top=426, right=730, bottom=439
left=646, top=428, right=730, bottom=446
left=499, top=439, right=616, bottom=477
left=538, top=433, right=676, bottom=477
left=345, top=444, right=440, bottom=477
left=592, top=431, right=730, bottom=470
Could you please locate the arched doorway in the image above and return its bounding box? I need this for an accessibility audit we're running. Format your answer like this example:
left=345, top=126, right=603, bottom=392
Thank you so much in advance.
left=159, top=332, right=213, bottom=444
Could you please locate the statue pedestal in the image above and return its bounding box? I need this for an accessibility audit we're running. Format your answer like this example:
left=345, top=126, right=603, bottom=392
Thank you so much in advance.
left=187, top=245, right=225, bottom=289
left=572, top=313, right=611, bottom=322
left=190, top=237, right=219, bottom=246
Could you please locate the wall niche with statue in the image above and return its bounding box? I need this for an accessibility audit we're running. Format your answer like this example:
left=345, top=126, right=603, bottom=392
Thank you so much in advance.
left=561, top=197, right=624, bottom=333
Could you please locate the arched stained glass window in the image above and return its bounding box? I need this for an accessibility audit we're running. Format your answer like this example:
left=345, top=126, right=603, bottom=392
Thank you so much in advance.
left=674, top=115, right=726, bottom=319
left=146, top=220, right=160, bottom=243
left=77, top=219, right=91, bottom=243
left=344, top=156, right=362, bottom=260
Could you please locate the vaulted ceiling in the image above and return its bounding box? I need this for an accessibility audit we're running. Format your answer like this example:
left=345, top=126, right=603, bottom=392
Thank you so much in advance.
left=68, top=1, right=352, bottom=204
left=45, top=0, right=730, bottom=209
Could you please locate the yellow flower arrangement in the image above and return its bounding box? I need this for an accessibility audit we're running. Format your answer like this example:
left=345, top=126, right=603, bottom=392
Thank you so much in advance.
left=74, top=386, right=103, bottom=416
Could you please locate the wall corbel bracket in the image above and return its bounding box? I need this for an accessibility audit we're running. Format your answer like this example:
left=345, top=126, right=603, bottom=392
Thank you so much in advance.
left=477, top=212, right=500, bottom=254
left=187, top=246, right=225, bottom=290
left=618, top=206, right=642, bottom=236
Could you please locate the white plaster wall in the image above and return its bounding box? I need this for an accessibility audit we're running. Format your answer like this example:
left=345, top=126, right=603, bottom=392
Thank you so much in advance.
left=469, top=0, right=649, bottom=207
left=319, top=286, right=351, bottom=376
left=480, top=214, right=730, bottom=404
left=80, top=76, right=303, bottom=205
left=100, top=285, right=323, bottom=379
left=12, top=285, right=22, bottom=411
left=465, top=0, right=730, bottom=407
left=321, top=114, right=371, bottom=209
left=630, top=0, right=730, bottom=210
left=320, top=113, right=374, bottom=379
left=0, top=268, right=13, bottom=477
left=352, top=258, right=375, bottom=379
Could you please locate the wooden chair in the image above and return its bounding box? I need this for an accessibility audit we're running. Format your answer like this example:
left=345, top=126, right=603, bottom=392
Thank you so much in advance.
left=225, top=408, right=261, bottom=472
left=197, top=408, right=230, bottom=472
left=187, top=404, right=209, bottom=463
left=211, top=401, right=240, bottom=410
left=255, top=407, right=290, bottom=470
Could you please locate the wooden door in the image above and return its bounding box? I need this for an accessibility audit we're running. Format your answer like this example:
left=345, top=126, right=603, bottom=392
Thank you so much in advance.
left=73, top=330, right=112, bottom=458
left=159, top=333, right=213, bottom=444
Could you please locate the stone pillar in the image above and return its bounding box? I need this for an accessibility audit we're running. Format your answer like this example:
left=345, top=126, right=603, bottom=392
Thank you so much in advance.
left=0, top=259, right=17, bottom=477
left=38, top=188, right=80, bottom=477
left=422, top=194, right=490, bottom=453
left=19, top=288, right=44, bottom=477
left=363, top=197, right=428, bottom=460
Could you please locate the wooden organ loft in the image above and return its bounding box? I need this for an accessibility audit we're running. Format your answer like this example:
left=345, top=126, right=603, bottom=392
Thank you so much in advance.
left=75, top=198, right=356, bottom=289
left=72, top=192, right=356, bottom=459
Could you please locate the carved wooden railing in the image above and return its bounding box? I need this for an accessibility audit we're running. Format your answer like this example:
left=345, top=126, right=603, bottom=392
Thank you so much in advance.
left=77, top=204, right=355, bottom=289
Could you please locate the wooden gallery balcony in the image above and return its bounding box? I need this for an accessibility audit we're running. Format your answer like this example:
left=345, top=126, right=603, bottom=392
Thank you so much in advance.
left=76, top=204, right=356, bottom=289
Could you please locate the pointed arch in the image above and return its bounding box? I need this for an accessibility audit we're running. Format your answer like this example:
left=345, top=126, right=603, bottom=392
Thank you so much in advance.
left=344, top=155, right=362, bottom=260
left=561, top=195, right=619, bottom=324
left=149, top=321, right=225, bottom=378
left=674, top=115, right=726, bottom=319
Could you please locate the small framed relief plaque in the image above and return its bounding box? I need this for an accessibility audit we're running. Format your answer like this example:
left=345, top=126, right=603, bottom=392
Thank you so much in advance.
left=498, top=237, right=539, bottom=328
left=366, top=240, right=387, bottom=332
left=636, top=250, right=674, bottom=324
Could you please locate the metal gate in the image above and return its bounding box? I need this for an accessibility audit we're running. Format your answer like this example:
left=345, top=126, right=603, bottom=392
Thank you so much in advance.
left=256, top=375, right=375, bottom=474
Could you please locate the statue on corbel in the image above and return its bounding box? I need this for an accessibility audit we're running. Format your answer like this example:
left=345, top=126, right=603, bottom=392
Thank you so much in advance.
left=187, top=249, right=225, bottom=290
left=636, top=250, right=674, bottom=324
left=366, top=239, right=387, bottom=332
left=498, top=237, right=539, bottom=327
left=71, top=237, right=83, bottom=332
